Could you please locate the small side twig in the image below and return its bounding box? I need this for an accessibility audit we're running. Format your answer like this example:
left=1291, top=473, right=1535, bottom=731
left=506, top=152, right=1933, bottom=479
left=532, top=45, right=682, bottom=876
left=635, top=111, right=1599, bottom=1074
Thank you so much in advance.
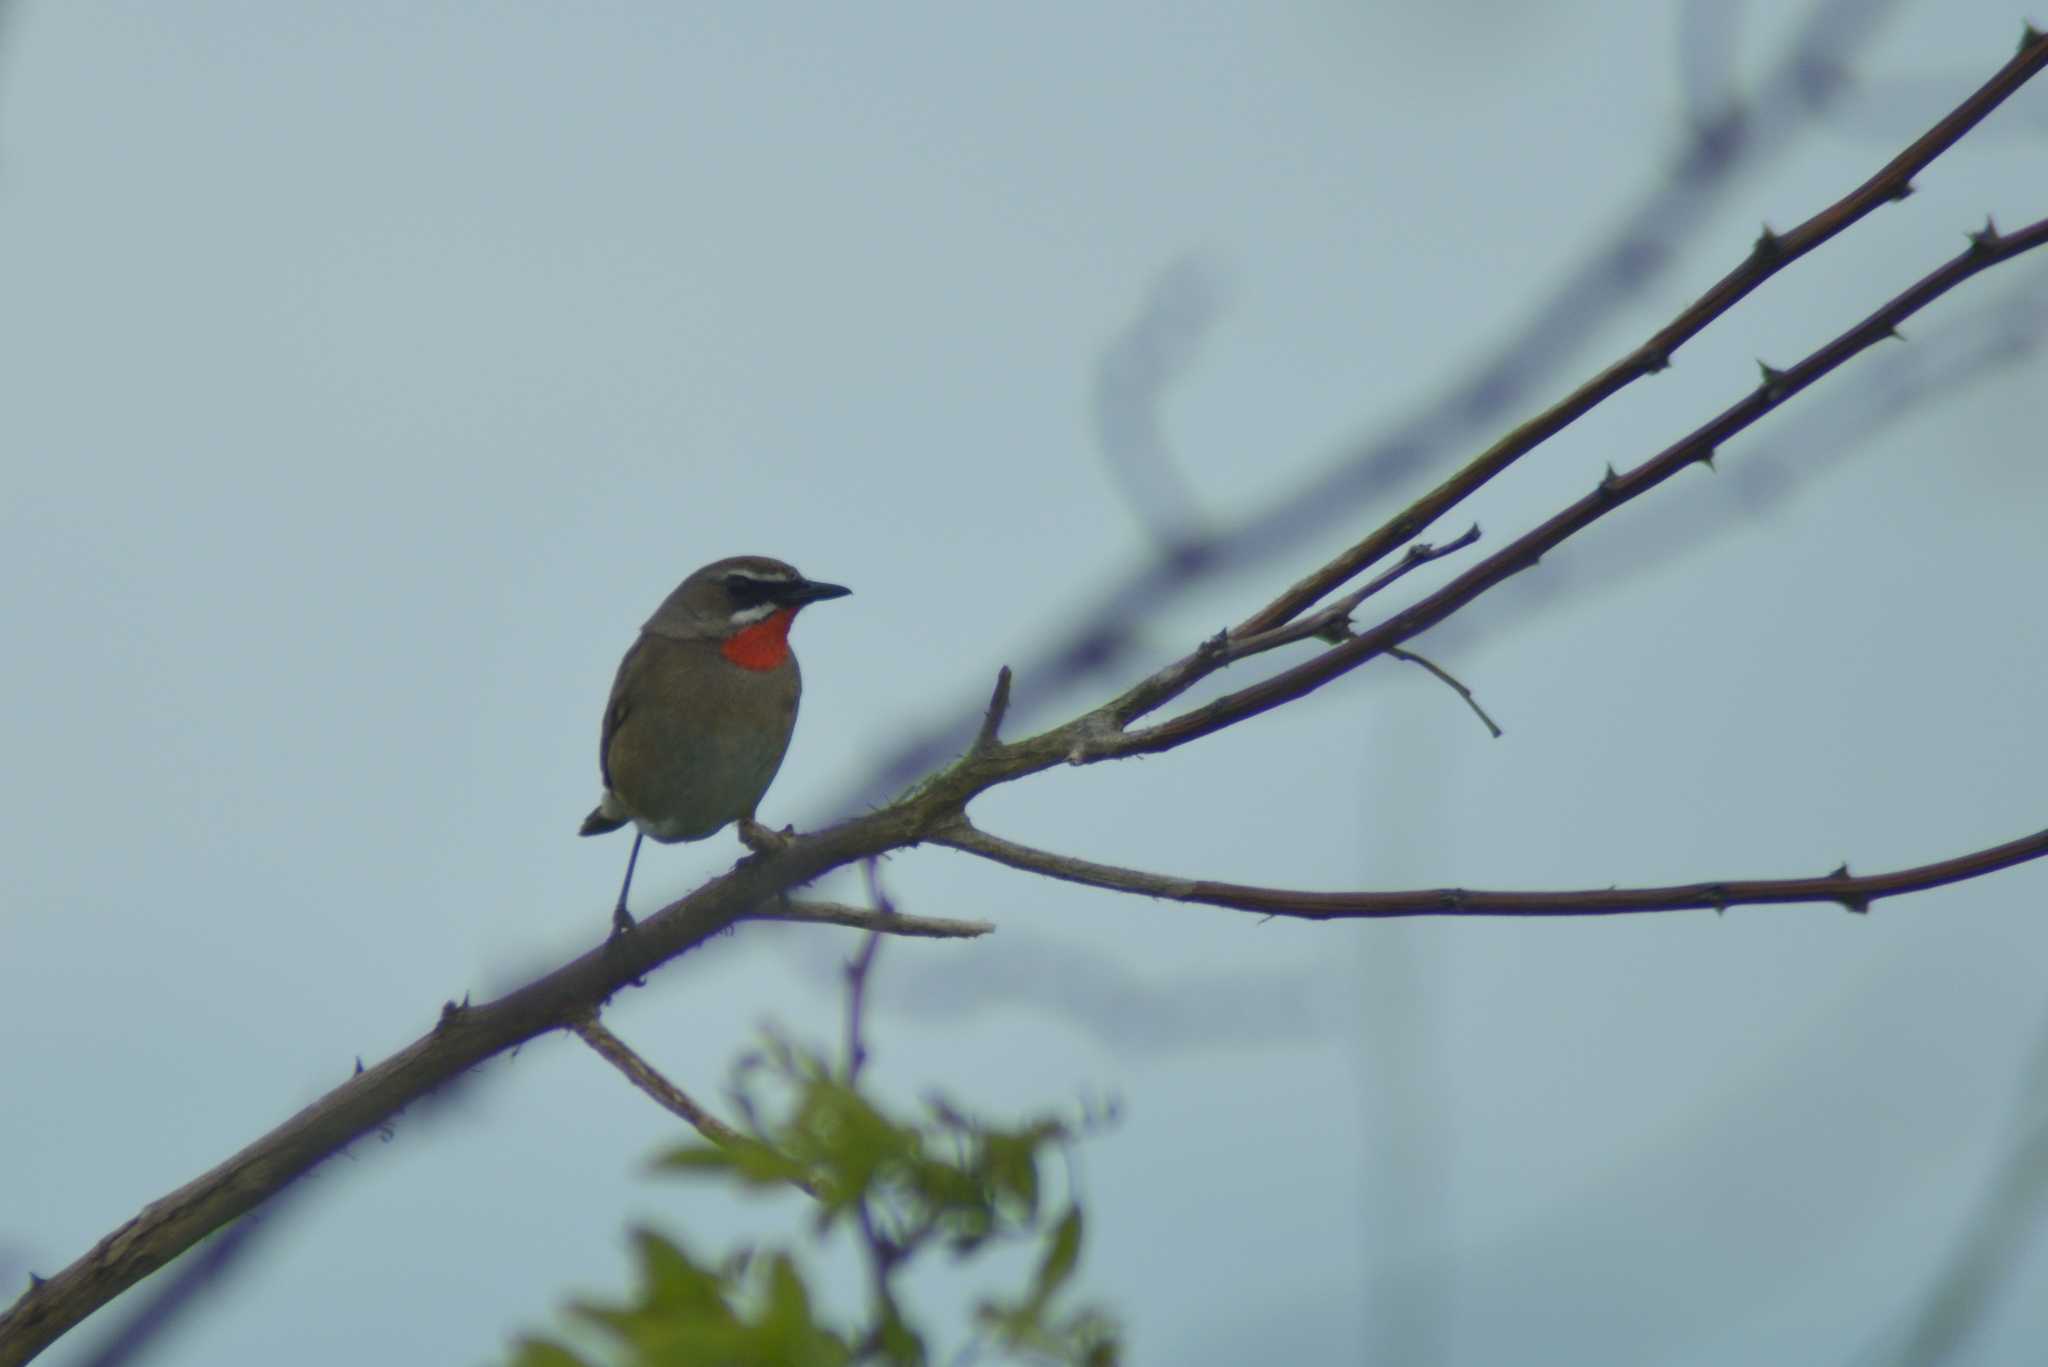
left=1225, top=525, right=1483, bottom=664
left=973, top=666, right=1014, bottom=755
left=747, top=899, right=993, bottom=940
left=570, top=1015, right=742, bottom=1148
left=1387, top=646, right=1503, bottom=738
left=845, top=860, right=896, bottom=1084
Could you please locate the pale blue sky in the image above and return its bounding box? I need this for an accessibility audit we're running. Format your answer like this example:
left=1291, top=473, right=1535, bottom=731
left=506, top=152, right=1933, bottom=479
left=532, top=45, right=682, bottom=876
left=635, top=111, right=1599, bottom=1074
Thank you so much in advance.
left=3, top=3, right=2046, bottom=1364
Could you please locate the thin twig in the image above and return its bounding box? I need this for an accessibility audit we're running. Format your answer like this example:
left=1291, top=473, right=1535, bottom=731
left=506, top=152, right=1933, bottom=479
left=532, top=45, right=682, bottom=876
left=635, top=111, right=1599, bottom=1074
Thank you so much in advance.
left=1223, top=527, right=1483, bottom=666
left=844, top=858, right=901, bottom=1342
left=1387, top=647, right=1503, bottom=739
left=572, top=1016, right=826, bottom=1200
left=934, top=821, right=2048, bottom=921
left=748, top=899, right=993, bottom=940
left=844, top=860, right=895, bottom=1084
left=570, top=1017, right=745, bottom=1153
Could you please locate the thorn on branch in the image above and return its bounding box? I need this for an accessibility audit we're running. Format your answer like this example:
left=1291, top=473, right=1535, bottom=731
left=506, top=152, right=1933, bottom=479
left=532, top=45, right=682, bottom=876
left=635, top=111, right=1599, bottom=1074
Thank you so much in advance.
left=1882, top=323, right=1906, bottom=343
left=1639, top=346, right=1671, bottom=374
left=2021, top=22, right=2045, bottom=54
left=1756, top=360, right=1790, bottom=401
left=973, top=665, right=1014, bottom=754
left=1598, top=463, right=1624, bottom=497
left=1697, top=447, right=1718, bottom=473
left=1752, top=223, right=1783, bottom=260
left=353, top=1057, right=364, bottom=1076
left=1826, top=862, right=1871, bottom=911
left=1967, top=216, right=2002, bottom=252
left=1196, top=628, right=1230, bottom=661
left=1890, top=180, right=1916, bottom=202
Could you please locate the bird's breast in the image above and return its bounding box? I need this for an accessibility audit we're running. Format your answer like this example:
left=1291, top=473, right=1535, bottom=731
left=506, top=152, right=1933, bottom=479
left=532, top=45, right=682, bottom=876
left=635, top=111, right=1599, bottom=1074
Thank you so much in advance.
left=720, top=608, right=798, bottom=670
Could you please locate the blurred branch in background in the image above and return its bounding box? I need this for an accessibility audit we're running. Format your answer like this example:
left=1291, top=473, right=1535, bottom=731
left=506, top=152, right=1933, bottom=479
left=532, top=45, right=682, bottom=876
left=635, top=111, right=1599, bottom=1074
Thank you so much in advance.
left=1868, top=1010, right=2048, bottom=1366
left=1677, top=0, right=1747, bottom=128
left=1090, top=256, right=1222, bottom=557
left=73, top=1204, right=287, bottom=1367
left=830, top=0, right=1916, bottom=813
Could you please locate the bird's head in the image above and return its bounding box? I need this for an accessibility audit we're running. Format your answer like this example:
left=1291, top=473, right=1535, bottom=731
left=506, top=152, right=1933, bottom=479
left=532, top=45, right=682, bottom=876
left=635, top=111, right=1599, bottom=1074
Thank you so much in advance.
left=644, top=556, right=852, bottom=667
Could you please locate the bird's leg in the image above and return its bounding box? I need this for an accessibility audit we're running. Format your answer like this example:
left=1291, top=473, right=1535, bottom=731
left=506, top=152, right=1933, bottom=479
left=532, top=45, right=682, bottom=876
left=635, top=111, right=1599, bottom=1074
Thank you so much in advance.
left=610, top=831, right=645, bottom=937
left=737, top=817, right=795, bottom=858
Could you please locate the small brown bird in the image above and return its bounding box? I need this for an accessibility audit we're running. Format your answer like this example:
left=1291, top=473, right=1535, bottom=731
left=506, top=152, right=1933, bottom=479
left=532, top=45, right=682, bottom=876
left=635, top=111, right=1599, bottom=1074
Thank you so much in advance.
left=581, top=555, right=851, bottom=933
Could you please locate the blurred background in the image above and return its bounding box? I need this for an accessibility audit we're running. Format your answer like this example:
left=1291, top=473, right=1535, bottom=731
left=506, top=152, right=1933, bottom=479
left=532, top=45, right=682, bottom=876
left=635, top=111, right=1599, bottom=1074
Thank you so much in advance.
left=3, top=2, right=2045, bottom=1363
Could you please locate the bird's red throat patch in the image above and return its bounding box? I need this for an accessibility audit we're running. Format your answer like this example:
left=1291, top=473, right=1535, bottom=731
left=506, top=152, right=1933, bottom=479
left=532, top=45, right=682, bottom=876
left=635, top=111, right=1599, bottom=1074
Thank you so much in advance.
left=721, top=608, right=799, bottom=671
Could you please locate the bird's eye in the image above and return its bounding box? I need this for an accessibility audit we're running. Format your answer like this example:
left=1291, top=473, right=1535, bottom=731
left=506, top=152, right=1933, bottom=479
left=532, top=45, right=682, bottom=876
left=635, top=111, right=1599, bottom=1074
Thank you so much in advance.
left=724, top=574, right=775, bottom=606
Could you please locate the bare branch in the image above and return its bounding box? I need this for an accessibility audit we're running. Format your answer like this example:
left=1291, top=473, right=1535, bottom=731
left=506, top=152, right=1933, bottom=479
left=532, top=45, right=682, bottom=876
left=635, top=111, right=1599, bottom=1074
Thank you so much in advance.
left=1386, top=647, right=1503, bottom=739
left=835, top=1, right=1927, bottom=813
left=748, top=899, right=993, bottom=941
left=1233, top=25, right=2048, bottom=640
left=0, top=808, right=932, bottom=1366
left=935, top=822, right=2048, bottom=921
left=1117, top=214, right=2048, bottom=760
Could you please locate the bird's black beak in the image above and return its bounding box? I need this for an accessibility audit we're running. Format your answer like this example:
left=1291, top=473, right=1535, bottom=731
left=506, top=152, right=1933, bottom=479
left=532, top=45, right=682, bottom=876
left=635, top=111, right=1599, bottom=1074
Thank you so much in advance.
left=780, top=578, right=852, bottom=606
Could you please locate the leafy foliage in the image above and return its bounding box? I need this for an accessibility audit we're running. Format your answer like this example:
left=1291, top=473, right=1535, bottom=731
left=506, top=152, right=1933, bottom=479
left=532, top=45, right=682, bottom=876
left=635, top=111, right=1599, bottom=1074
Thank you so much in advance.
left=510, top=1036, right=1119, bottom=1367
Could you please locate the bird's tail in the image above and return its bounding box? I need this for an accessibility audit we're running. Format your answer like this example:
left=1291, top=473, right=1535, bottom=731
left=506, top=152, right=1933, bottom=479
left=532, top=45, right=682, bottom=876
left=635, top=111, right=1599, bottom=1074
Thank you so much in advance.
left=579, top=806, right=627, bottom=837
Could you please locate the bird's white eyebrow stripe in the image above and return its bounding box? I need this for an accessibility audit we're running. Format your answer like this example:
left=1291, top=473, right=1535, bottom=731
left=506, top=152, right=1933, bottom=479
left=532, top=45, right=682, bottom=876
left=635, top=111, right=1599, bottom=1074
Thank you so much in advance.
left=729, top=602, right=780, bottom=624
left=728, top=565, right=795, bottom=581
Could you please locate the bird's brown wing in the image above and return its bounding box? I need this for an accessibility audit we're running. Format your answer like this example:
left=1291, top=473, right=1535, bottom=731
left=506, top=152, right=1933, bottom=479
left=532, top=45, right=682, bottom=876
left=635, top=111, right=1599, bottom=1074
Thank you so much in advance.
left=598, top=634, right=654, bottom=791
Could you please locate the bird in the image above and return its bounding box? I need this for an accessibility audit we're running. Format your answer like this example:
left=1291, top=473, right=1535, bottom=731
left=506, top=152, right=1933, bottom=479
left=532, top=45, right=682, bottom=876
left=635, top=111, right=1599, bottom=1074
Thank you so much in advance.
left=580, top=555, right=851, bottom=934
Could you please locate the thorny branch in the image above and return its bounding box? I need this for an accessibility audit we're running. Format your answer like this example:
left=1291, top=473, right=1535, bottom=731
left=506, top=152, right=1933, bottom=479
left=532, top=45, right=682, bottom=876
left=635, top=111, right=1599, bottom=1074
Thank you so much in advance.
left=832, top=0, right=1972, bottom=809
left=6, top=25, right=2048, bottom=1367
left=1230, top=14, right=2048, bottom=642
left=1096, top=213, right=2048, bottom=759
left=932, top=823, right=2048, bottom=921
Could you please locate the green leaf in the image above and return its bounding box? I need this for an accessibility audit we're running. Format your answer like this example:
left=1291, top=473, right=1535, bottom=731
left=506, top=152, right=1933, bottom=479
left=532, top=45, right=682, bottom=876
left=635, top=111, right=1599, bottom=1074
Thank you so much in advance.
left=656, top=1138, right=812, bottom=1189
left=982, top=1131, right=1041, bottom=1217
left=761, top=1253, right=816, bottom=1336
left=653, top=1143, right=739, bottom=1173
left=1034, top=1206, right=1084, bottom=1301
left=506, top=1336, right=591, bottom=1367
